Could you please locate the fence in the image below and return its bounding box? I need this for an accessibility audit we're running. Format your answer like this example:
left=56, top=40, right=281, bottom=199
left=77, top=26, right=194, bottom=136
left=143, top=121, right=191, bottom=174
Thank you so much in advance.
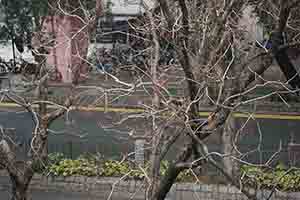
left=46, top=142, right=300, bottom=168
left=14, top=136, right=300, bottom=169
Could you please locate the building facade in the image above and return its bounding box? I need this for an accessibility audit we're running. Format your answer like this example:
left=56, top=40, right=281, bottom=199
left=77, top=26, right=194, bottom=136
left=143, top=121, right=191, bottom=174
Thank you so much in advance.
left=40, top=15, right=90, bottom=83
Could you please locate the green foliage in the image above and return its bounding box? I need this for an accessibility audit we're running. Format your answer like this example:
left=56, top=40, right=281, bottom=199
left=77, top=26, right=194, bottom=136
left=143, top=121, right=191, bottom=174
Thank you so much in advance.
left=45, top=154, right=196, bottom=182
left=110, top=161, right=147, bottom=180
left=48, top=152, right=65, bottom=165
left=48, top=158, right=99, bottom=177
left=102, top=160, right=133, bottom=177
left=32, top=152, right=65, bottom=173
left=168, top=88, right=177, bottom=96
left=0, top=0, right=48, bottom=42
left=241, top=164, right=300, bottom=191
left=159, top=160, right=169, bottom=176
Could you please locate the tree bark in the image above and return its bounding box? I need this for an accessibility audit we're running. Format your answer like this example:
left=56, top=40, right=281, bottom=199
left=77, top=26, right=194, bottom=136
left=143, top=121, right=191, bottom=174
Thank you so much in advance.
left=10, top=178, right=29, bottom=200
left=148, top=148, right=161, bottom=199
left=153, top=143, right=193, bottom=200
left=8, top=166, right=33, bottom=200
left=222, top=116, right=238, bottom=178
left=155, top=163, right=182, bottom=200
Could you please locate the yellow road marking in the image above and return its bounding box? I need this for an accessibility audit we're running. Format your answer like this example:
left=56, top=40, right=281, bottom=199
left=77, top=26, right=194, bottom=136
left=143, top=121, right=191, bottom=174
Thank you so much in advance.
left=233, top=113, right=300, bottom=120
left=0, top=102, right=299, bottom=120
left=0, top=102, right=145, bottom=113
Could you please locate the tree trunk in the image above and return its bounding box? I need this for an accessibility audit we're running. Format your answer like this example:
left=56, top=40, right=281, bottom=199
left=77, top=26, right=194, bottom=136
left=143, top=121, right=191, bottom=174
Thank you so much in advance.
left=9, top=175, right=30, bottom=200
left=148, top=154, right=161, bottom=199
left=153, top=142, right=193, bottom=200
left=222, top=116, right=238, bottom=178
left=147, top=127, right=162, bottom=199
left=11, top=185, right=27, bottom=200
left=147, top=128, right=166, bottom=199
left=154, top=163, right=182, bottom=200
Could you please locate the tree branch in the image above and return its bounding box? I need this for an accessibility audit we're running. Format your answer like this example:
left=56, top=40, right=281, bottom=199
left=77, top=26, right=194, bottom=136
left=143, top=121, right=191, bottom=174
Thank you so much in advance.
left=270, top=0, right=300, bottom=89
left=46, top=94, right=73, bottom=125
left=0, top=140, right=15, bottom=167
left=157, top=0, right=175, bottom=29
left=177, top=0, right=199, bottom=117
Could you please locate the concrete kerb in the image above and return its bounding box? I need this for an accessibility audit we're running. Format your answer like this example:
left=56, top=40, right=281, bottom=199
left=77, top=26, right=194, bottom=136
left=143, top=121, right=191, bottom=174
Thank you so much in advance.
left=1, top=171, right=300, bottom=200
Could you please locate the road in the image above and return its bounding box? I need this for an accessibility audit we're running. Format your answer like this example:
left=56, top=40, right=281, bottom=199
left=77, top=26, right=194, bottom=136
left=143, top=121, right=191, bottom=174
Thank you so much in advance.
left=0, top=104, right=300, bottom=161
left=1, top=101, right=300, bottom=120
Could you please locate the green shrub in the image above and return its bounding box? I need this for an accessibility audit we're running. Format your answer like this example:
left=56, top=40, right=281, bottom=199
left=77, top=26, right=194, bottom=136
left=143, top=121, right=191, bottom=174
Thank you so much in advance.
left=45, top=154, right=197, bottom=182
left=48, top=153, right=65, bottom=165
left=241, top=164, right=300, bottom=191
left=33, top=153, right=65, bottom=173
left=102, top=160, right=130, bottom=176
left=48, top=158, right=99, bottom=177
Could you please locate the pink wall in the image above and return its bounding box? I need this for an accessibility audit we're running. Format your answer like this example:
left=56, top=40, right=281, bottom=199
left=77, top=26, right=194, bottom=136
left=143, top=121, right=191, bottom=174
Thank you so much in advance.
left=42, top=15, right=89, bottom=83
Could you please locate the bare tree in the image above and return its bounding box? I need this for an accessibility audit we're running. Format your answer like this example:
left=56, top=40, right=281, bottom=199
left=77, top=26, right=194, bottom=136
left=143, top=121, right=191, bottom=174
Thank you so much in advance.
left=1, top=0, right=299, bottom=199
left=113, top=0, right=300, bottom=200
left=0, top=0, right=104, bottom=199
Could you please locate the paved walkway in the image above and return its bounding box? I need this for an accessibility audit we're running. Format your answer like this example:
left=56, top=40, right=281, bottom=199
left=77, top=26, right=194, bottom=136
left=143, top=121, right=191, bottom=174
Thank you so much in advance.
left=0, top=188, right=97, bottom=200
left=0, top=176, right=104, bottom=200
left=0, top=188, right=107, bottom=200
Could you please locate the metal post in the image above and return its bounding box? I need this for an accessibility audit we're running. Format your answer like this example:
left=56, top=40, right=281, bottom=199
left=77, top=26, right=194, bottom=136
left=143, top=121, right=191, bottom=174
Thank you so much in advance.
left=11, top=36, right=16, bottom=68
left=134, top=137, right=145, bottom=167
left=69, top=141, right=73, bottom=159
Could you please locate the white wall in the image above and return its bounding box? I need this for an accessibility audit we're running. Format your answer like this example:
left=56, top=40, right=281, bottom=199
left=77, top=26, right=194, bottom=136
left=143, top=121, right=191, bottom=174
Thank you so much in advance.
left=105, top=0, right=154, bottom=15
left=239, top=6, right=264, bottom=43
